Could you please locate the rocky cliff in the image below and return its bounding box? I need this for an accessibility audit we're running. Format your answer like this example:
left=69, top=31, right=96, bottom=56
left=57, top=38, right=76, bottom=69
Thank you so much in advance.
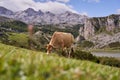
left=79, top=14, right=120, bottom=40
left=78, top=14, right=120, bottom=48
left=89, top=33, right=120, bottom=48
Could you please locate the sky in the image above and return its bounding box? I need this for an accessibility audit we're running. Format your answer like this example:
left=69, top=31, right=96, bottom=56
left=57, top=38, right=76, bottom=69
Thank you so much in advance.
left=0, top=0, right=120, bottom=17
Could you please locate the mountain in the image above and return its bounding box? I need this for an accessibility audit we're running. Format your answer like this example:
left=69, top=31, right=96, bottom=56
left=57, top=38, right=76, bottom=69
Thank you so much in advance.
left=77, top=14, right=120, bottom=48
left=0, top=6, right=14, bottom=17
left=0, top=6, right=87, bottom=25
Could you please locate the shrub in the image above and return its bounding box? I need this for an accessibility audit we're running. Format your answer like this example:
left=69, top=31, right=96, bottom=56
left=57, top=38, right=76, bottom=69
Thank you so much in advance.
left=79, top=40, right=94, bottom=48
left=0, top=20, right=27, bottom=32
left=108, top=42, right=120, bottom=48
left=57, top=49, right=99, bottom=63
left=0, top=33, right=9, bottom=44
left=71, top=49, right=98, bottom=62
left=98, top=57, right=120, bottom=67
left=1, top=33, right=30, bottom=49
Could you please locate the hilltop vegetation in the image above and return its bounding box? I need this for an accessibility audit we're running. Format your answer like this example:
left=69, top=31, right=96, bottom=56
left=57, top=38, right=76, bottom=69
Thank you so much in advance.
left=36, top=24, right=82, bottom=38
left=0, top=43, right=120, bottom=80
left=0, top=32, right=30, bottom=49
left=0, top=20, right=27, bottom=32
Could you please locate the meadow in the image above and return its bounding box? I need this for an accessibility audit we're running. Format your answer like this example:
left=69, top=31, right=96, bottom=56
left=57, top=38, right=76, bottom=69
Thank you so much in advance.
left=0, top=43, right=120, bottom=80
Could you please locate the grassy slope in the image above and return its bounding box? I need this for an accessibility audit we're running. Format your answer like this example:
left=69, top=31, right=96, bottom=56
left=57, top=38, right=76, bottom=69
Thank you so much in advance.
left=0, top=43, right=120, bottom=80
left=8, top=33, right=29, bottom=48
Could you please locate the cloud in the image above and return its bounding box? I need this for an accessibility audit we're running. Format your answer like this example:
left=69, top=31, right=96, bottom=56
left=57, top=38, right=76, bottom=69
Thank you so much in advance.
left=56, top=0, right=70, bottom=3
left=38, top=0, right=70, bottom=3
left=83, top=0, right=100, bottom=3
left=80, top=12, right=88, bottom=16
left=0, top=0, right=77, bottom=14
left=117, top=9, right=120, bottom=14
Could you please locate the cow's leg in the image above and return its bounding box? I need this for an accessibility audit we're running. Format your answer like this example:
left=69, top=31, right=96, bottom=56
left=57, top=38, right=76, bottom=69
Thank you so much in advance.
left=63, top=48, right=70, bottom=58
left=61, top=40, right=64, bottom=49
left=71, top=47, right=74, bottom=53
left=61, top=40, right=64, bottom=51
left=62, top=47, right=68, bottom=57
left=68, top=48, right=71, bottom=58
left=47, top=51, right=50, bottom=55
left=68, top=47, right=74, bottom=58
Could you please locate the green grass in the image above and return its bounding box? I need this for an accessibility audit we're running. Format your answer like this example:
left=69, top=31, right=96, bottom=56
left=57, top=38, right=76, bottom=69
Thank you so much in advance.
left=0, top=43, right=120, bottom=80
left=8, top=32, right=29, bottom=48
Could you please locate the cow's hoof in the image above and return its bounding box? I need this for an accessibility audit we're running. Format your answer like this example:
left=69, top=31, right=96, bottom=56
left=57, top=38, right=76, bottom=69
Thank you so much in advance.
left=47, top=53, right=49, bottom=55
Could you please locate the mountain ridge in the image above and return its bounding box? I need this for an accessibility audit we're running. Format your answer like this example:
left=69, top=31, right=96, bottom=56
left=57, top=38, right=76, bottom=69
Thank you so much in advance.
left=0, top=6, right=87, bottom=25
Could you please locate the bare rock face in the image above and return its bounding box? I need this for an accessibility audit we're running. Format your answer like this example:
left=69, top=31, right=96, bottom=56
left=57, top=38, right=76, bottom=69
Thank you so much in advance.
left=89, top=32, right=120, bottom=48
left=77, top=14, right=120, bottom=48
left=107, top=17, right=115, bottom=31
left=78, top=14, right=120, bottom=40
left=79, top=19, right=95, bottom=39
left=29, top=31, right=51, bottom=50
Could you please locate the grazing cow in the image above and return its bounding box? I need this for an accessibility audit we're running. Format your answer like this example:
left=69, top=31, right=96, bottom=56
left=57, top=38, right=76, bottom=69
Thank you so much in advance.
left=46, top=31, right=74, bottom=56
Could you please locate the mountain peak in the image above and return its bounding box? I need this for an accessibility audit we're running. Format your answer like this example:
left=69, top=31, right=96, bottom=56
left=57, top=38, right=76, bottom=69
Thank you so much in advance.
left=38, top=10, right=44, bottom=15
left=23, top=8, right=39, bottom=16
left=45, top=11, right=55, bottom=16
left=0, top=6, right=9, bottom=10
left=0, top=6, right=13, bottom=15
left=24, top=8, right=36, bottom=13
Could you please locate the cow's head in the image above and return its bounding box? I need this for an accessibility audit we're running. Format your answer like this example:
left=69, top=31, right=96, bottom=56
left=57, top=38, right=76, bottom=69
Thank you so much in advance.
left=46, top=44, right=53, bottom=54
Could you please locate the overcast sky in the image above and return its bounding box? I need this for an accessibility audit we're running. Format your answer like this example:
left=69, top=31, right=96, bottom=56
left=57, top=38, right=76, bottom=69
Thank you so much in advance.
left=0, top=0, right=120, bottom=17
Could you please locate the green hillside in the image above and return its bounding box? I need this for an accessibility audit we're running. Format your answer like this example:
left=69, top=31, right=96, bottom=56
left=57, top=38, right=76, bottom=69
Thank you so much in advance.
left=0, top=43, right=120, bottom=80
left=0, top=19, right=27, bottom=32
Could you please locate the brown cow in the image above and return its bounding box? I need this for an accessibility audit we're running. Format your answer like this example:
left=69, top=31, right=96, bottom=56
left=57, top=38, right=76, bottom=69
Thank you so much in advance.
left=46, top=31, right=74, bottom=56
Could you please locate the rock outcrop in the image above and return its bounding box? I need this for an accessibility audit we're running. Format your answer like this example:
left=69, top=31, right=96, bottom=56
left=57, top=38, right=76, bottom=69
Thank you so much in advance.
left=79, top=14, right=120, bottom=40
left=30, top=31, right=51, bottom=50
left=89, top=32, right=120, bottom=48
left=78, top=14, right=120, bottom=48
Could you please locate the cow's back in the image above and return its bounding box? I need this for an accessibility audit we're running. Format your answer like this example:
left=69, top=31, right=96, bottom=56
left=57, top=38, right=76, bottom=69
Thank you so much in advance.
left=61, top=33, right=74, bottom=48
left=49, top=32, right=74, bottom=48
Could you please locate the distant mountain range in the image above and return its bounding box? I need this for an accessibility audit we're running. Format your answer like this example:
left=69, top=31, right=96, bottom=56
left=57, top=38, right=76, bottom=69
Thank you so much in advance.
left=0, top=6, right=87, bottom=25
